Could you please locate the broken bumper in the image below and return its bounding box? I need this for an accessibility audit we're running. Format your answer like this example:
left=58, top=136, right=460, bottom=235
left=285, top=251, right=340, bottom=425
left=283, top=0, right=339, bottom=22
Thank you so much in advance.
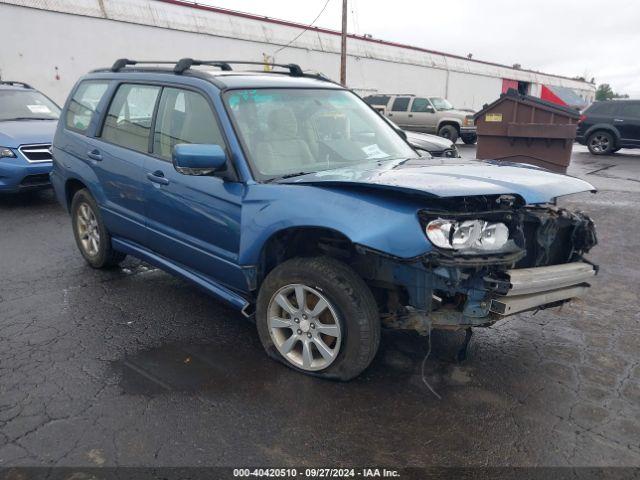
left=488, top=262, right=596, bottom=316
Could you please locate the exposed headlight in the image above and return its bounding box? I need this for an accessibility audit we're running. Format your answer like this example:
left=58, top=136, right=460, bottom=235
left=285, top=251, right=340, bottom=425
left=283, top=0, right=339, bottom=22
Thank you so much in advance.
left=0, top=147, right=16, bottom=158
left=444, top=147, right=457, bottom=158
left=426, top=218, right=509, bottom=251
left=463, top=116, right=475, bottom=126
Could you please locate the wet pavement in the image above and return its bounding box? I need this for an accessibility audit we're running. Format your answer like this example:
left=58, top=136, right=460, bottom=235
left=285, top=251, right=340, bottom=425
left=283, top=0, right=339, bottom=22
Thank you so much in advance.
left=0, top=146, right=639, bottom=467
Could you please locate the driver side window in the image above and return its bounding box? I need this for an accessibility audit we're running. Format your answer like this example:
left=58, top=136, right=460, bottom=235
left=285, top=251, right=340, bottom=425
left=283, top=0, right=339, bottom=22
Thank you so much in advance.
left=153, top=87, right=225, bottom=161
left=411, top=98, right=432, bottom=113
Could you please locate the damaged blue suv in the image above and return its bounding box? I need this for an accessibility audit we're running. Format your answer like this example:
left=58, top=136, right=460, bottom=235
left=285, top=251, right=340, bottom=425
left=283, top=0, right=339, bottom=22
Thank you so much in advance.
left=51, top=59, right=598, bottom=380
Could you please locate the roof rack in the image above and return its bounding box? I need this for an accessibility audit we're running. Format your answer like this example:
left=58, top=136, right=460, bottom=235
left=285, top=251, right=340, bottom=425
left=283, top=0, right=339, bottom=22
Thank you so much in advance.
left=0, top=81, right=33, bottom=89
left=111, top=59, right=177, bottom=72
left=110, top=58, right=305, bottom=77
left=173, top=58, right=304, bottom=76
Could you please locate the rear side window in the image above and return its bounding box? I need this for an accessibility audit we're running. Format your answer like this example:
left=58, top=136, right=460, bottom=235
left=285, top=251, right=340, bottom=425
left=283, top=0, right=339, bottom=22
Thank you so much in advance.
left=391, top=97, right=411, bottom=112
left=586, top=102, right=619, bottom=116
left=153, top=87, right=225, bottom=161
left=619, top=102, right=640, bottom=118
left=101, top=84, right=161, bottom=153
left=411, top=98, right=431, bottom=112
left=66, top=81, right=109, bottom=133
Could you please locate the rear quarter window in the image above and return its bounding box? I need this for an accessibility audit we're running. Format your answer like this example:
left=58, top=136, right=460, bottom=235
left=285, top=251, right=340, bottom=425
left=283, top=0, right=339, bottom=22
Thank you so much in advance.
left=66, top=81, right=109, bottom=133
left=364, top=95, right=390, bottom=106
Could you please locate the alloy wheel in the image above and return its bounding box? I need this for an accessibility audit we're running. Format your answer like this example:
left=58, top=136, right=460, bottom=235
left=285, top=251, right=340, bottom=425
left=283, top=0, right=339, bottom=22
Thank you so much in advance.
left=267, top=284, right=342, bottom=372
left=76, top=202, right=100, bottom=257
left=589, top=134, right=610, bottom=153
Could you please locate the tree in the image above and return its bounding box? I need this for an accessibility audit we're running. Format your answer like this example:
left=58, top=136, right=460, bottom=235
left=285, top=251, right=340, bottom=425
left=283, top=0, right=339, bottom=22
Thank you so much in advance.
left=596, top=83, right=630, bottom=101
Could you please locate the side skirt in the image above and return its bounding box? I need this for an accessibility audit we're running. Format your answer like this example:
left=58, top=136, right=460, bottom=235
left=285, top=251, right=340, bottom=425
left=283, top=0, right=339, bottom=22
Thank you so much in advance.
left=111, top=237, right=251, bottom=314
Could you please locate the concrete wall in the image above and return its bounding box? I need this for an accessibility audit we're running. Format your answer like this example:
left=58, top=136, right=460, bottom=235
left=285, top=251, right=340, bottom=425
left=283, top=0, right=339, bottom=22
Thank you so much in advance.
left=0, top=0, right=595, bottom=109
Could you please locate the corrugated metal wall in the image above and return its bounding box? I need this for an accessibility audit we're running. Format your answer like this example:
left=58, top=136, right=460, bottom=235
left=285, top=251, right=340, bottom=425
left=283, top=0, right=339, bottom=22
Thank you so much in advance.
left=0, top=0, right=595, bottom=108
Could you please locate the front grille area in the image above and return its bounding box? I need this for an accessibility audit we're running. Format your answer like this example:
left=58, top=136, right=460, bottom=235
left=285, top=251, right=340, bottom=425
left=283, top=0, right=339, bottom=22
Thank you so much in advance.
left=431, top=148, right=459, bottom=158
left=19, top=144, right=52, bottom=163
left=515, top=208, right=597, bottom=268
left=20, top=173, right=51, bottom=187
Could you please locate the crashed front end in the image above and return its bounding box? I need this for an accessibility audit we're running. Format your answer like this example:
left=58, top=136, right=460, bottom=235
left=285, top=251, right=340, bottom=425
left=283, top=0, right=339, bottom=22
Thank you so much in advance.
left=355, top=194, right=598, bottom=332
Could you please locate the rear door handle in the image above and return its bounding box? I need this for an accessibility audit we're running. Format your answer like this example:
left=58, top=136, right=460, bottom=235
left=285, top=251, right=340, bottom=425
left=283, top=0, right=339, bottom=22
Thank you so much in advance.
left=147, top=171, right=169, bottom=185
left=87, top=149, right=102, bottom=161
left=408, top=114, right=413, bottom=118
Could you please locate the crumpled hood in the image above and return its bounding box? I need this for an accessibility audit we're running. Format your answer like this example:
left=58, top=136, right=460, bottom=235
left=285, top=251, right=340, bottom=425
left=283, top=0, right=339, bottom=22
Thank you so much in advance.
left=0, top=120, right=57, bottom=148
left=277, top=158, right=596, bottom=204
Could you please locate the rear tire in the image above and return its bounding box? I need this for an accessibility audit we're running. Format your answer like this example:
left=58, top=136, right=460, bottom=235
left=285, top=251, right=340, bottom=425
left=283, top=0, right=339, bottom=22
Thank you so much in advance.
left=438, top=125, right=459, bottom=143
left=587, top=130, right=615, bottom=155
left=256, top=256, right=380, bottom=381
left=71, top=189, right=126, bottom=269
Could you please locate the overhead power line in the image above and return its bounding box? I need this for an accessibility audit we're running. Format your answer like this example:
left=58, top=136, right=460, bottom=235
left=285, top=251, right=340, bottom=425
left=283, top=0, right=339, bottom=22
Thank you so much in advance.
left=273, top=0, right=332, bottom=56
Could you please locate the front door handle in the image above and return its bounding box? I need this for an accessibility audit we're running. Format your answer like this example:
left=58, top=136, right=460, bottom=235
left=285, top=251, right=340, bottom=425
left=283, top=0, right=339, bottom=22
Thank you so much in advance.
left=87, top=149, right=102, bottom=161
left=147, top=171, right=169, bottom=185
left=408, top=114, right=413, bottom=118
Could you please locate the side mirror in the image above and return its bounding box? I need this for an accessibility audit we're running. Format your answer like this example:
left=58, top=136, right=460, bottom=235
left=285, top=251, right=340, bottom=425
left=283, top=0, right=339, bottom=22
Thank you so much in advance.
left=426, top=107, right=435, bottom=113
left=173, top=144, right=227, bottom=176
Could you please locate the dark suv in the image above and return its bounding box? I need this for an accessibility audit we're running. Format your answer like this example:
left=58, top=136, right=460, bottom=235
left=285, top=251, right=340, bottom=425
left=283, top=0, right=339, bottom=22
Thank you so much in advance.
left=52, top=59, right=598, bottom=380
left=577, top=100, right=640, bottom=155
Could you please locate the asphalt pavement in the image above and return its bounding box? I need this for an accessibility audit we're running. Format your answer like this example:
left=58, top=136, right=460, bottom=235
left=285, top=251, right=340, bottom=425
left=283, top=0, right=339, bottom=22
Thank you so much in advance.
left=1, top=145, right=639, bottom=468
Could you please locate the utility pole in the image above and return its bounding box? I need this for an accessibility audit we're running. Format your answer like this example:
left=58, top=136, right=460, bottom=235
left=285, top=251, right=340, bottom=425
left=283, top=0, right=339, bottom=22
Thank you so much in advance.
left=340, top=0, right=347, bottom=86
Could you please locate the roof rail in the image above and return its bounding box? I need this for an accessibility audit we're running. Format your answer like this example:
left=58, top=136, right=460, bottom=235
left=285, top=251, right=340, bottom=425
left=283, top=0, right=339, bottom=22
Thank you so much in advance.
left=173, top=58, right=304, bottom=77
left=111, top=58, right=180, bottom=72
left=0, top=80, right=33, bottom=89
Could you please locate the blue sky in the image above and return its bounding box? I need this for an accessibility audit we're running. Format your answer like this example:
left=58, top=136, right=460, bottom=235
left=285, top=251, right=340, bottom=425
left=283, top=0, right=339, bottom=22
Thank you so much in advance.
left=195, top=0, right=640, bottom=97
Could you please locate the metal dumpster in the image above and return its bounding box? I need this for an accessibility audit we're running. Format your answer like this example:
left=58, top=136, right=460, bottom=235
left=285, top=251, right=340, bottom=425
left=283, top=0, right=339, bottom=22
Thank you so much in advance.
left=473, top=89, right=580, bottom=173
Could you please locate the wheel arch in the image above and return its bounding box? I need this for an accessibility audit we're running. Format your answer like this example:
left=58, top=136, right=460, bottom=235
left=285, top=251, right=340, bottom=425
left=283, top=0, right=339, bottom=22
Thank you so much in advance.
left=437, top=119, right=462, bottom=133
left=256, top=226, right=357, bottom=287
left=65, top=177, right=89, bottom=210
left=585, top=124, right=621, bottom=144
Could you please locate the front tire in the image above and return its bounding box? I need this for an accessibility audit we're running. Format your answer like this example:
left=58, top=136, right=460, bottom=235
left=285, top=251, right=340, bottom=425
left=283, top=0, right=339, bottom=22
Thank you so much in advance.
left=461, top=134, right=477, bottom=145
left=71, top=189, right=126, bottom=268
left=256, top=257, right=380, bottom=381
left=438, top=125, right=459, bottom=143
left=587, top=131, right=615, bottom=155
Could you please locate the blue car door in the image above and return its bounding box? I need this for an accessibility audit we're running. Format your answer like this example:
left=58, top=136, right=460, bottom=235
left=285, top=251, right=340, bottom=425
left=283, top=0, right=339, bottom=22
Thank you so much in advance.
left=87, top=83, right=161, bottom=244
left=143, top=86, right=246, bottom=291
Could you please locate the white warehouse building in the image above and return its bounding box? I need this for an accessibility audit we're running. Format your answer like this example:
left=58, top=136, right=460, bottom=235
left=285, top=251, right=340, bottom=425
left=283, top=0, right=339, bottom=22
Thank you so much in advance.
left=0, top=0, right=596, bottom=109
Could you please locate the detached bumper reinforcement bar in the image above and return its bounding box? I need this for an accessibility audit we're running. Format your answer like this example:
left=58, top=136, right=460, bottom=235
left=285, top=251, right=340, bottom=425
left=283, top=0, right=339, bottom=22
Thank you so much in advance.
left=491, top=284, right=590, bottom=316
left=489, top=261, right=596, bottom=316
left=504, top=262, right=596, bottom=296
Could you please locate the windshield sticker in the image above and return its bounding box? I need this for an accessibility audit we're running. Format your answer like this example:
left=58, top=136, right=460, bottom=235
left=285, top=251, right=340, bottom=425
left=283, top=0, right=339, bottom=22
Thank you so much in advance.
left=27, top=104, right=52, bottom=114
left=362, top=144, right=388, bottom=159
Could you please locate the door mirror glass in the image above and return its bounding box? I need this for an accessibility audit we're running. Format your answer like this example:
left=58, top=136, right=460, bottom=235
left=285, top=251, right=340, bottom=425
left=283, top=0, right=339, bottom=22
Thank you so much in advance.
left=173, top=144, right=226, bottom=175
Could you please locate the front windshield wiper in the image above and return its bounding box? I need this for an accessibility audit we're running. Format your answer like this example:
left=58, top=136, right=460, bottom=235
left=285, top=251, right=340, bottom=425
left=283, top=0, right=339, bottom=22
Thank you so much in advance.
left=264, top=172, right=314, bottom=183
left=0, top=117, right=58, bottom=122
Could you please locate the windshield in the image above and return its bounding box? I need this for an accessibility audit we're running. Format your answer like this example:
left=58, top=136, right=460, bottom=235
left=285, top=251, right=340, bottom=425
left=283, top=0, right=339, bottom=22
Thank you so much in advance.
left=225, top=89, right=418, bottom=180
left=429, top=97, right=454, bottom=111
left=0, top=90, right=60, bottom=121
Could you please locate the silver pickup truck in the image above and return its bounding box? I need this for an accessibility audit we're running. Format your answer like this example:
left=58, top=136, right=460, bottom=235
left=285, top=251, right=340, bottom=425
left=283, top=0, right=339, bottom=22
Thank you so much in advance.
left=364, top=94, right=477, bottom=144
